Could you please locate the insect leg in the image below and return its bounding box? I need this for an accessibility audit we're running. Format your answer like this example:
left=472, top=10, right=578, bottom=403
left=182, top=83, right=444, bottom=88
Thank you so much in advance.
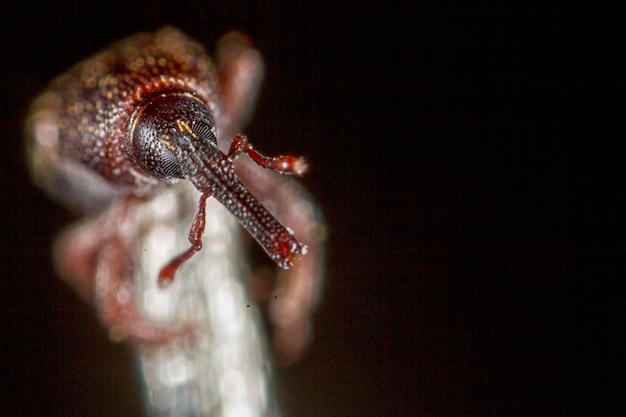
left=55, top=200, right=192, bottom=345
left=158, top=193, right=211, bottom=288
left=228, top=133, right=308, bottom=176
left=217, top=29, right=327, bottom=364
left=216, top=32, right=265, bottom=138
left=235, top=157, right=327, bottom=365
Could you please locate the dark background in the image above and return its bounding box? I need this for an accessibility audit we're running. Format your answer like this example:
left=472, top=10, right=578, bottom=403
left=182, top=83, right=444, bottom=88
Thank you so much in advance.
left=2, top=2, right=624, bottom=416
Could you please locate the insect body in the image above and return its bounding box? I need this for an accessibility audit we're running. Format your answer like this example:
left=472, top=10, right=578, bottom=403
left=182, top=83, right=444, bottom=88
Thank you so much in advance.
left=26, top=28, right=325, bottom=363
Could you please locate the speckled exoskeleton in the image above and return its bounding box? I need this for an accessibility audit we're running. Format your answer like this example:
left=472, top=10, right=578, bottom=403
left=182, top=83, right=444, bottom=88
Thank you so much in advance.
left=25, top=27, right=326, bottom=365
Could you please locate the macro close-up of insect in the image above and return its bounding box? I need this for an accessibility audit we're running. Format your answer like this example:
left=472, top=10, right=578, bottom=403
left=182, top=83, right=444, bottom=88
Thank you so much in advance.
left=24, top=26, right=326, bottom=416
left=5, top=3, right=619, bottom=417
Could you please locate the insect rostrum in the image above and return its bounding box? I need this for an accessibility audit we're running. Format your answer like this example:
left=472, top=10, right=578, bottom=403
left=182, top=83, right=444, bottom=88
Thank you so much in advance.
left=28, top=28, right=308, bottom=288
left=26, top=28, right=326, bottom=357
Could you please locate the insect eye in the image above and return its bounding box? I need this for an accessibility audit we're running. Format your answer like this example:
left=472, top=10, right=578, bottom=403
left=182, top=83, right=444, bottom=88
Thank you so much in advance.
left=128, top=91, right=215, bottom=179
left=155, top=146, right=184, bottom=178
left=192, top=120, right=217, bottom=144
left=128, top=116, right=185, bottom=179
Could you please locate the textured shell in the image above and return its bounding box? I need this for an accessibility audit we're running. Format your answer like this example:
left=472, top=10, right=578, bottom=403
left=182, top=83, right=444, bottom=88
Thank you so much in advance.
left=26, top=27, right=222, bottom=212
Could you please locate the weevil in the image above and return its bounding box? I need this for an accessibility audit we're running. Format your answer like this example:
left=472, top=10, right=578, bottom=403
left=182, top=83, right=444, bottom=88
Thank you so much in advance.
left=26, top=27, right=325, bottom=362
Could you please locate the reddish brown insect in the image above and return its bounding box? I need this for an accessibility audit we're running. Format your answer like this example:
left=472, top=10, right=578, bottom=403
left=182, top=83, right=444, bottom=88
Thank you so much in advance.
left=26, top=27, right=325, bottom=362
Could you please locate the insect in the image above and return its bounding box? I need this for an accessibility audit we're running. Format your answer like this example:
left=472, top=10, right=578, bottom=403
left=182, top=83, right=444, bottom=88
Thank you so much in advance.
left=25, top=27, right=326, bottom=365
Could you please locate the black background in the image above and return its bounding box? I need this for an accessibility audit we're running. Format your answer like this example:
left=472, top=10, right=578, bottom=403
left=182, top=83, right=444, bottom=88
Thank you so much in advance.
left=2, top=2, right=624, bottom=416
